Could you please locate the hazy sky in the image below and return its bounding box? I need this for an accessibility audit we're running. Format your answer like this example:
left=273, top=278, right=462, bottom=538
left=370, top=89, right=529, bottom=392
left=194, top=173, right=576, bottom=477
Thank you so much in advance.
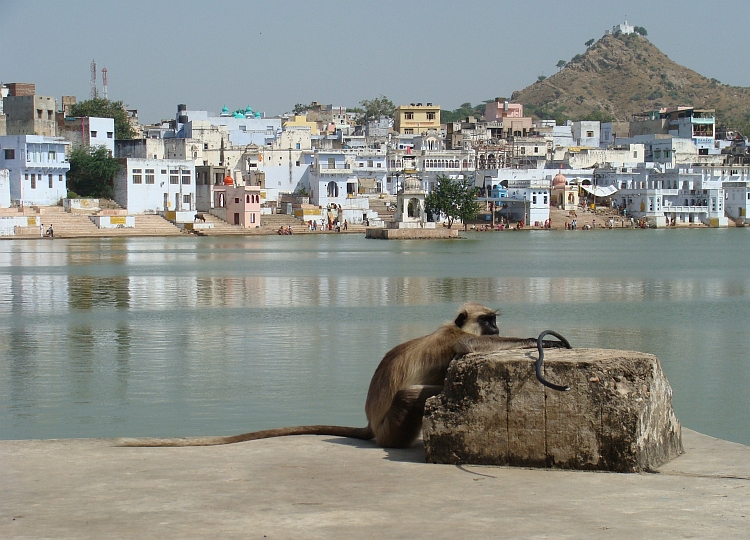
left=3, top=0, right=749, bottom=123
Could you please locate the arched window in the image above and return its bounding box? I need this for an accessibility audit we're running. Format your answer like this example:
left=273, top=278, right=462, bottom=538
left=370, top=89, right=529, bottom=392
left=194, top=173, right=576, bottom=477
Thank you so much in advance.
left=246, top=195, right=250, bottom=203
left=327, top=181, right=338, bottom=197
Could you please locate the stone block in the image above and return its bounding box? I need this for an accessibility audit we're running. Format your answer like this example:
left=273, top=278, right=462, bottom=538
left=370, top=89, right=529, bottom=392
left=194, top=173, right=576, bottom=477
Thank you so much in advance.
left=423, top=348, right=683, bottom=472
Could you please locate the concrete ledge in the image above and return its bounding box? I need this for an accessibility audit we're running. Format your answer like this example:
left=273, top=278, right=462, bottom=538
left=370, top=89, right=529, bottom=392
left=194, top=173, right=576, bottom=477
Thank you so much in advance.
left=423, top=348, right=682, bottom=471
left=0, top=430, right=747, bottom=538
left=365, top=227, right=460, bottom=239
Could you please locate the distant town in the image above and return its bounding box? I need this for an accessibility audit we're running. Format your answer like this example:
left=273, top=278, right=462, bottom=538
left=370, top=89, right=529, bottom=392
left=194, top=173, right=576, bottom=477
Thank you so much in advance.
left=1, top=21, right=749, bottom=237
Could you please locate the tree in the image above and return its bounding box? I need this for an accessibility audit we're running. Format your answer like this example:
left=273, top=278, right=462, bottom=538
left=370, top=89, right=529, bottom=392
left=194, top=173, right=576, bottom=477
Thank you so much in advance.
left=537, top=75, right=547, bottom=82
left=425, top=174, right=480, bottom=230
left=556, top=60, right=567, bottom=71
left=585, top=39, right=595, bottom=48
left=292, top=103, right=316, bottom=116
left=356, top=95, right=396, bottom=124
left=440, top=102, right=487, bottom=124
left=634, top=26, right=648, bottom=37
left=68, top=97, right=135, bottom=139
left=68, top=145, right=121, bottom=199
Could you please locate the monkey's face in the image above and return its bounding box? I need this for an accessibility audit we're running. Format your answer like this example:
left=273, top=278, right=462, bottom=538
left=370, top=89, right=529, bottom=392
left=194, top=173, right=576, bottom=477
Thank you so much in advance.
left=455, top=304, right=500, bottom=336
left=478, top=313, right=499, bottom=335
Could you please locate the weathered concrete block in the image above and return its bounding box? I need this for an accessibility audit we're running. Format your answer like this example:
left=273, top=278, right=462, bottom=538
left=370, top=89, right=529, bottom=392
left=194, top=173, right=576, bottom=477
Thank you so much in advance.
left=423, top=348, right=683, bottom=472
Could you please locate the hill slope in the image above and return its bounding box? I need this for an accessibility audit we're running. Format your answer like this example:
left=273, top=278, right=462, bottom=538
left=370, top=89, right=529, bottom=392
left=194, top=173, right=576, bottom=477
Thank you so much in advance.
left=511, top=32, right=750, bottom=127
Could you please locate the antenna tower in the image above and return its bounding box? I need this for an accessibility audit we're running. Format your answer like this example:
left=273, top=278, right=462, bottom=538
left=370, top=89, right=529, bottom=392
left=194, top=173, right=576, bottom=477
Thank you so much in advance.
left=101, top=67, right=108, bottom=100
left=90, top=59, right=98, bottom=99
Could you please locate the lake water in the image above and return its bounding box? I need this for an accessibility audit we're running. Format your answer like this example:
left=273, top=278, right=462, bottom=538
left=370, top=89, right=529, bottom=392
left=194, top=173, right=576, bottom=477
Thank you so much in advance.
left=0, top=230, right=748, bottom=446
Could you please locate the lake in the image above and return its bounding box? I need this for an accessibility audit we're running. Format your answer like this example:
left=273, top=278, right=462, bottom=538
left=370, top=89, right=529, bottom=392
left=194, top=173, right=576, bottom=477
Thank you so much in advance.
left=0, top=229, right=748, bottom=446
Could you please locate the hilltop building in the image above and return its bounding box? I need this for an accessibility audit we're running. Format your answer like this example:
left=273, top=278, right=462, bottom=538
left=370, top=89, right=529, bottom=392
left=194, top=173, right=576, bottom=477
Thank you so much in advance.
left=393, top=103, right=440, bottom=135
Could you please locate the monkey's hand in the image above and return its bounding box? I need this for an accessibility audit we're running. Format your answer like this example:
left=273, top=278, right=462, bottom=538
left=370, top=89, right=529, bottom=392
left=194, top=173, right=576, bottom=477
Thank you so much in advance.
left=540, top=339, right=568, bottom=348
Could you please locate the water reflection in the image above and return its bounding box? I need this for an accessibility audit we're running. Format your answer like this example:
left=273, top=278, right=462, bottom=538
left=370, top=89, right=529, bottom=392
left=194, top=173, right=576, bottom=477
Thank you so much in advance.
left=0, top=233, right=748, bottom=445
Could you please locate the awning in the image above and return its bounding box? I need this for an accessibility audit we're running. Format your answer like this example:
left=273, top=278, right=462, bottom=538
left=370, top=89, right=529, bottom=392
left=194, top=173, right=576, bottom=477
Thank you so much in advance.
left=581, top=185, right=618, bottom=197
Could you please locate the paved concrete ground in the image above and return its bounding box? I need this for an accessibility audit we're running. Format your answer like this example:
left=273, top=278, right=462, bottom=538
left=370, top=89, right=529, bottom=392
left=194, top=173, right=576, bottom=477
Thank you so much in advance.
left=1, top=429, right=747, bottom=539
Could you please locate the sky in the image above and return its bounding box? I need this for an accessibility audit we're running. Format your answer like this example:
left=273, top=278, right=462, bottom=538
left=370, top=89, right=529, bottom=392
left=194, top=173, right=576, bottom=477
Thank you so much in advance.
left=2, top=0, right=749, bottom=124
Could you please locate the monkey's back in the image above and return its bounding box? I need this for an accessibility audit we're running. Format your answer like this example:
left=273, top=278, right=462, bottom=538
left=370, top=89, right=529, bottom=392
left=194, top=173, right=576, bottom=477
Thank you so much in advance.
left=364, top=324, right=463, bottom=430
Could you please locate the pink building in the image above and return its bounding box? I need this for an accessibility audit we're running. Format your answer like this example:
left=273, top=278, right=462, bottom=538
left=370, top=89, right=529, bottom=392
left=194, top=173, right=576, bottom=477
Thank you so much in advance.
left=213, top=178, right=261, bottom=227
left=485, top=98, right=524, bottom=121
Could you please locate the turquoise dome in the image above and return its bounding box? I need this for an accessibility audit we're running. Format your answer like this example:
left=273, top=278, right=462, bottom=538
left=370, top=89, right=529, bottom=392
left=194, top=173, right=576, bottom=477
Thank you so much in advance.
left=221, top=105, right=229, bottom=116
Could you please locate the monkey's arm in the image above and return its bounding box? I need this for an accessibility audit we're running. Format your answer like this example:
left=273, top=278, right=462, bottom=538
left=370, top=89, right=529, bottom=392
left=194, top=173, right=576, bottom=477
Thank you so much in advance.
left=454, top=335, right=565, bottom=355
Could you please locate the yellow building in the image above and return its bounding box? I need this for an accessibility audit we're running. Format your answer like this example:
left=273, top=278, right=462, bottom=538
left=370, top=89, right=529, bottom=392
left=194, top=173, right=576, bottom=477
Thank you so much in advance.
left=393, top=103, right=440, bottom=135
left=282, top=115, right=319, bottom=136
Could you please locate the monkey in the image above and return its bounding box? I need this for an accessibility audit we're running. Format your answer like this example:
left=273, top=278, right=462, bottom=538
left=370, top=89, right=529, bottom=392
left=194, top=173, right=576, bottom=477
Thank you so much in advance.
left=116, top=302, right=560, bottom=449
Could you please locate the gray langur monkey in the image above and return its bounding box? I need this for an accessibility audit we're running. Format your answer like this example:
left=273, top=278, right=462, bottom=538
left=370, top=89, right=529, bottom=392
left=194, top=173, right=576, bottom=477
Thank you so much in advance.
left=117, top=302, right=559, bottom=449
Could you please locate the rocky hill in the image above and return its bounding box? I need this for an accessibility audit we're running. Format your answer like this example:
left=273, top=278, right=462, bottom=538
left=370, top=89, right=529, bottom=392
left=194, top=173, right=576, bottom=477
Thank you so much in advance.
left=511, top=32, right=750, bottom=128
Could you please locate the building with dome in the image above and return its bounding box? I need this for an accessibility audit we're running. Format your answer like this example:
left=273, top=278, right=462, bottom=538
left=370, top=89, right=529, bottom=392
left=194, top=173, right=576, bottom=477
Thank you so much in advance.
left=551, top=171, right=579, bottom=210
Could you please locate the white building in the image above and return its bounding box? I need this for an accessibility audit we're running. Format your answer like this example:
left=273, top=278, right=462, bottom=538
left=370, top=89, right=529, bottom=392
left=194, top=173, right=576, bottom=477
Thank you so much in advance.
left=594, top=164, right=728, bottom=227
left=723, top=171, right=750, bottom=224
left=0, top=135, right=70, bottom=206
left=572, top=121, right=601, bottom=148
left=58, top=116, right=115, bottom=156
left=0, top=169, right=10, bottom=207
left=113, top=158, right=196, bottom=214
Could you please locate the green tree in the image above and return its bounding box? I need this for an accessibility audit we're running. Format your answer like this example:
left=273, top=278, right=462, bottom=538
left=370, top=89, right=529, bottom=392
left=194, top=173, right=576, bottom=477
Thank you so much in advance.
left=440, top=102, right=487, bottom=124
left=68, top=97, right=135, bottom=139
left=356, top=95, right=396, bottom=124
left=292, top=103, right=314, bottom=116
left=425, top=174, right=480, bottom=230
left=556, top=60, right=567, bottom=71
left=585, top=38, right=595, bottom=48
left=68, top=145, right=121, bottom=198
left=634, top=26, right=648, bottom=37
left=537, top=75, right=547, bottom=82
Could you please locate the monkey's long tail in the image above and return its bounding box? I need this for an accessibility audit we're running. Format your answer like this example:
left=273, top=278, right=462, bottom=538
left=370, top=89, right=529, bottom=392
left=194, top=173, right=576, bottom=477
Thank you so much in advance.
left=114, top=425, right=374, bottom=447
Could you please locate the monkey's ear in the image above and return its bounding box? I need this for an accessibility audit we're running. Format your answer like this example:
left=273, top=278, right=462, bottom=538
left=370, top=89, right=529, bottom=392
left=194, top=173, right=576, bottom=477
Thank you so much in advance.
left=454, top=310, right=468, bottom=328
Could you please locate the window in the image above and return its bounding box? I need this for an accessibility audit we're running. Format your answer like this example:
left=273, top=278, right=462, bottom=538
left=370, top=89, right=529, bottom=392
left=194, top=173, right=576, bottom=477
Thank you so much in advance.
left=37, top=109, right=43, bottom=119
left=234, top=198, right=240, bottom=204
left=181, top=173, right=191, bottom=185
left=48, top=150, right=56, bottom=161
left=586, top=131, right=594, bottom=137
left=295, top=143, right=301, bottom=150
left=161, top=169, right=167, bottom=174
left=404, top=128, right=414, bottom=134
left=183, top=195, right=191, bottom=204
left=49, top=174, right=53, bottom=188
left=368, top=160, right=373, bottom=168
left=328, top=158, right=335, bottom=169
left=377, top=163, right=381, bottom=168
left=31, top=174, right=37, bottom=189
left=534, top=147, right=539, bottom=154
left=405, top=112, right=414, bottom=120
left=203, top=143, right=209, bottom=150
left=145, top=169, right=155, bottom=184
left=170, top=170, right=179, bottom=184
left=132, top=169, right=142, bottom=184
left=426, top=112, right=435, bottom=121
left=4, top=149, right=14, bottom=159
left=91, top=131, right=98, bottom=138
left=107, top=132, right=113, bottom=139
